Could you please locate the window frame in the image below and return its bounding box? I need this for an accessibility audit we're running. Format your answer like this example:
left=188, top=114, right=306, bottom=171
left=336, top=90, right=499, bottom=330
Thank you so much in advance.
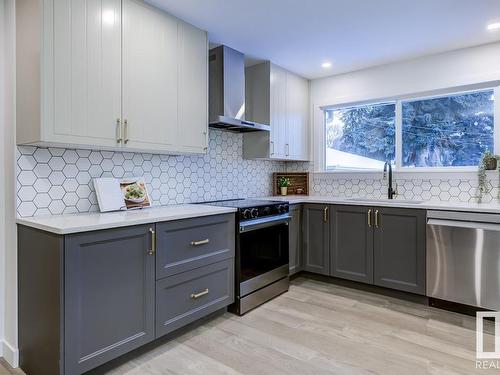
left=320, top=85, right=500, bottom=173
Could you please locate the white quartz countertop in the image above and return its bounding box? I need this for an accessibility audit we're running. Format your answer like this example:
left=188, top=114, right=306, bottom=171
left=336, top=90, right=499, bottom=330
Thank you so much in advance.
left=260, top=195, right=500, bottom=214
left=16, top=204, right=237, bottom=235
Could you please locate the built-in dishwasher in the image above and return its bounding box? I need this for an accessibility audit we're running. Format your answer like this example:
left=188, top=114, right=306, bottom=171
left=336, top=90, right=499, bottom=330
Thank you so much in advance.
left=427, top=210, right=500, bottom=310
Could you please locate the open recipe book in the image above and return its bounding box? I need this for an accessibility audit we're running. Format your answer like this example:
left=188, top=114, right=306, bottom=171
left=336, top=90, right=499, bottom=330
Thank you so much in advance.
left=93, top=177, right=152, bottom=212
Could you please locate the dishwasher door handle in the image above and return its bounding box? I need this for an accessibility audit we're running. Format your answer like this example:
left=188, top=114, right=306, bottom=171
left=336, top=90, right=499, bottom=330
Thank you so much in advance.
left=428, top=218, right=500, bottom=232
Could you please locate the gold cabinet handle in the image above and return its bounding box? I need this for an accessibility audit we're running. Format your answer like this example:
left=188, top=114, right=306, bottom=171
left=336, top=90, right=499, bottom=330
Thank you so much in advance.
left=190, top=239, right=209, bottom=246
left=367, top=209, right=372, bottom=227
left=323, top=206, right=328, bottom=223
left=148, top=228, right=156, bottom=255
left=375, top=210, right=379, bottom=228
left=116, top=118, right=122, bottom=144
left=190, top=288, right=209, bottom=299
left=124, top=119, right=129, bottom=144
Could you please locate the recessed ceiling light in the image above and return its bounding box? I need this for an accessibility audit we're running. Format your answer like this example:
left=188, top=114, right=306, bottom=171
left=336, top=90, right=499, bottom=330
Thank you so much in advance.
left=321, top=62, right=332, bottom=68
left=487, top=22, right=500, bottom=30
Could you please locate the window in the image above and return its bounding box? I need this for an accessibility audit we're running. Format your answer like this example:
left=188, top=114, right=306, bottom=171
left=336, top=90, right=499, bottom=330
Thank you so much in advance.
left=324, top=88, right=496, bottom=171
left=402, top=90, right=494, bottom=167
left=325, top=102, right=395, bottom=170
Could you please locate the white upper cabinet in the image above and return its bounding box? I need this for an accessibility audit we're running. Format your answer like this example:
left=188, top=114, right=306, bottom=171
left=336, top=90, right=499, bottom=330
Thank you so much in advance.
left=286, top=72, right=309, bottom=160
left=122, top=0, right=178, bottom=151
left=16, top=0, right=208, bottom=155
left=243, top=62, right=309, bottom=161
left=177, top=19, right=209, bottom=153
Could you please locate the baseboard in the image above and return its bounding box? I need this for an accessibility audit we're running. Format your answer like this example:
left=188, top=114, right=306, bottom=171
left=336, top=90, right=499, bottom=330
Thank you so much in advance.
left=2, top=340, right=19, bottom=368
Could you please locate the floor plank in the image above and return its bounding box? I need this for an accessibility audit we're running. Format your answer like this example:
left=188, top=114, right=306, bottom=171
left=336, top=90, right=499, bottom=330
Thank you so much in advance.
left=4, top=276, right=497, bottom=374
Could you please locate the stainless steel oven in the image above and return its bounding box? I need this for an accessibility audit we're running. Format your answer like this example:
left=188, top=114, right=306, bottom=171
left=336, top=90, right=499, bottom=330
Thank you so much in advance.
left=237, top=213, right=290, bottom=313
left=201, top=199, right=290, bottom=315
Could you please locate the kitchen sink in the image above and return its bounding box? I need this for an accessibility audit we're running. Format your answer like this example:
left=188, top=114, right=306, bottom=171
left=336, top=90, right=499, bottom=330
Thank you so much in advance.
left=346, top=198, right=425, bottom=205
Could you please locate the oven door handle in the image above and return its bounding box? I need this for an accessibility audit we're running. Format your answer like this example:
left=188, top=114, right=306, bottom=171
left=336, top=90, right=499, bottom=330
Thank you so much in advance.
left=239, top=214, right=291, bottom=233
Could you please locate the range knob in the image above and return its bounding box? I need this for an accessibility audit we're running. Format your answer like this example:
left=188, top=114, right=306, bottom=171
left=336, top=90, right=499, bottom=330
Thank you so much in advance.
left=250, top=208, right=259, bottom=218
left=242, top=209, right=252, bottom=219
left=278, top=204, right=289, bottom=214
left=262, top=206, right=271, bottom=216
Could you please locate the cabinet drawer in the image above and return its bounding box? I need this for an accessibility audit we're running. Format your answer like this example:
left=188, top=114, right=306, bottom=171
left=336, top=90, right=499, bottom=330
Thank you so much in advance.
left=156, top=214, right=235, bottom=279
left=156, top=259, right=234, bottom=338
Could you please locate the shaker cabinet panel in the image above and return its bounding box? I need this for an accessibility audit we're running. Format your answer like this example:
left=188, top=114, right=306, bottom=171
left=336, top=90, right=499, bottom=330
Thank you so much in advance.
left=373, top=207, right=426, bottom=294
left=270, top=64, right=288, bottom=158
left=243, top=62, right=309, bottom=161
left=177, top=20, right=209, bottom=153
left=156, top=259, right=234, bottom=338
left=302, top=204, right=330, bottom=275
left=42, top=0, right=122, bottom=147
left=285, top=73, right=309, bottom=160
left=64, top=225, right=155, bottom=374
left=289, top=205, right=302, bottom=275
left=122, top=0, right=178, bottom=151
left=330, top=205, right=374, bottom=284
left=156, top=214, right=235, bottom=279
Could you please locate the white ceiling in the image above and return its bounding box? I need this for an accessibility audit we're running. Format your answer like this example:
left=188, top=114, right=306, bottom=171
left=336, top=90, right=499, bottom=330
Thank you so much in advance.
left=147, top=0, right=500, bottom=79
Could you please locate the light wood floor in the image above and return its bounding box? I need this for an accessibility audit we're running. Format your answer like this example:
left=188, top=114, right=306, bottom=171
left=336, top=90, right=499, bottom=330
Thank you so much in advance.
left=3, top=277, right=497, bottom=374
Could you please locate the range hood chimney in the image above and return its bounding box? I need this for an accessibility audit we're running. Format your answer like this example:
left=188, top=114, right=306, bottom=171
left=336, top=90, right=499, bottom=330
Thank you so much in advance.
left=209, top=45, right=270, bottom=132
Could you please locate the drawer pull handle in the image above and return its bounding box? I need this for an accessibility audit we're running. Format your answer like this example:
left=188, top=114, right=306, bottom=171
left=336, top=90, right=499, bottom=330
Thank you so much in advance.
left=367, top=209, right=372, bottom=227
left=116, top=118, right=122, bottom=144
left=190, top=239, right=210, bottom=246
left=148, top=228, right=156, bottom=255
left=191, top=288, right=209, bottom=299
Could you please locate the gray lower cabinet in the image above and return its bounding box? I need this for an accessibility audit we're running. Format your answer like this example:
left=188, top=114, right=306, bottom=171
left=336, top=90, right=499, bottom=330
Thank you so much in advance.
left=373, top=207, right=426, bottom=294
left=155, top=214, right=235, bottom=279
left=156, top=259, right=234, bottom=337
left=288, top=204, right=302, bottom=275
left=330, top=205, right=374, bottom=284
left=64, top=225, right=155, bottom=374
left=302, top=204, right=330, bottom=275
left=18, top=213, right=235, bottom=375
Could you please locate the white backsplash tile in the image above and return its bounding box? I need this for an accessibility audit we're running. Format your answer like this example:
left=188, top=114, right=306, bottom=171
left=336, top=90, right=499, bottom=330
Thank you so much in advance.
left=16, top=130, right=284, bottom=217
left=17, top=131, right=499, bottom=217
left=286, top=161, right=498, bottom=204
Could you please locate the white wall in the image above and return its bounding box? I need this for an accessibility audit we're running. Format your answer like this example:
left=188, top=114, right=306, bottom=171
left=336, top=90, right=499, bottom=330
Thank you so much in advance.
left=309, top=42, right=500, bottom=173
left=0, top=0, right=18, bottom=366
left=311, top=41, right=500, bottom=107
left=0, top=0, right=6, bottom=358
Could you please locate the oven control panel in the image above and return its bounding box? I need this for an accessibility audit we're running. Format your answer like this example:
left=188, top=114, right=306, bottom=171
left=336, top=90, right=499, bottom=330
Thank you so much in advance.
left=239, top=203, right=289, bottom=221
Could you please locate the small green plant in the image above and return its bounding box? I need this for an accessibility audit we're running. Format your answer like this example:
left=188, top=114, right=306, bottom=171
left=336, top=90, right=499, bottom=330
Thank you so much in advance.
left=278, top=177, right=291, bottom=188
left=477, top=151, right=497, bottom=202
left=482, top=150, right=497, bottom=170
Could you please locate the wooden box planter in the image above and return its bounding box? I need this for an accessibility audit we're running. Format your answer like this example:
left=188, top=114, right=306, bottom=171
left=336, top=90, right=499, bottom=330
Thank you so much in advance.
left=273, top=172, right=309, bottom=196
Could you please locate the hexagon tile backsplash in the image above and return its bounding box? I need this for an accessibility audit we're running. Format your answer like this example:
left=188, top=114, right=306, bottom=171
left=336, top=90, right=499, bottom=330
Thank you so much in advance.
left=16, top=130, right=285, bottom=217
left=17, top=130, right=495, bottom=217
left=285, top=161, right=496, bottom=204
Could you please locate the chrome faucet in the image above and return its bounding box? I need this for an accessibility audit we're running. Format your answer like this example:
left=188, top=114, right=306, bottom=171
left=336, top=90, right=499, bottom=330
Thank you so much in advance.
left=383, top=162, right=398, bottom=199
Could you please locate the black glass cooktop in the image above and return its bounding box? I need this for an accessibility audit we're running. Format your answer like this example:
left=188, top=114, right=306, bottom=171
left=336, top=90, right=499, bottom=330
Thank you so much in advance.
left=200, top=198, right=285, bottom=209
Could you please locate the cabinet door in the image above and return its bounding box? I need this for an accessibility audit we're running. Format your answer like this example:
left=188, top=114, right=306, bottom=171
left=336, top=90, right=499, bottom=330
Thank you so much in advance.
left=373, top=207, right=426, bottom=295
left=331, top=205, right=374, bottom=284
left=177, top=20, right=208, bottom=153
left=285, top=72, right=309, bottom=160
left=122, top=0, right=178, bottom=152
left=45, top=0, right=122, bottom=147
left=64, top=225, right=155, bottom=374
left=289, top=205, right=302, bottom=275
left=270, top=64, right=287, bottom=158
left=302, top=204, right=330, bottom=275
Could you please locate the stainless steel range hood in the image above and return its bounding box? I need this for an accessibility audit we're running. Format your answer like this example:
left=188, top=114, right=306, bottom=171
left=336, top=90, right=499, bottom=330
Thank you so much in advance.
left=209, top=45, right=270, bottom=132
